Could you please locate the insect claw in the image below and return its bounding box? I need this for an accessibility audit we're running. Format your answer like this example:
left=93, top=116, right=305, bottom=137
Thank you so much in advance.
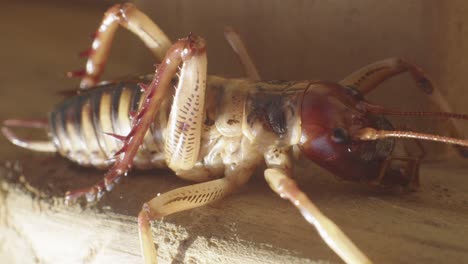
left=66, top=69, right=86, bottom=78
left=105, top=181, right=115, bottom=192
left=97, top=188, right=106, bottom=200
left=85, top=190, right=97, bottom=202
left=65, top=188, right=91, bottom=205
left=64, top=192, right=77, bottom=206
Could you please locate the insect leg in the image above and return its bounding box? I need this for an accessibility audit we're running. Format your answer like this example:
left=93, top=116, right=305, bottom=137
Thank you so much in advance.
left=264, top=168, right=372, bottom=264
left=399, top=127, right=426, bottom=188
left=339, top=58, right=433, bottom=95
left=372, top=156, right=421, bottom=189
left=71, top=3, right=172, bottom=89
left=263, top=147, right=371, bottom=264
left=1, top=119, right=56, bottom=152
left=138, top=177, right=238, bottom=264
left=366, top=129, right=424, bottom=188
left=65, top=36, right=206, bottom=204
left=164, top=36, right=208, bottom=171
left=224, top=27, right=261, bottom=80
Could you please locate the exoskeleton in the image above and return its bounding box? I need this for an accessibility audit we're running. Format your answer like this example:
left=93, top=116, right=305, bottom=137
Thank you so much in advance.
left=3, top=3, right=468, bottom=264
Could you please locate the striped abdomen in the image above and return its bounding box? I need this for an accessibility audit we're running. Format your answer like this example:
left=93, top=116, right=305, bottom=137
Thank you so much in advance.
left=49, top=81, right=167, bottom=169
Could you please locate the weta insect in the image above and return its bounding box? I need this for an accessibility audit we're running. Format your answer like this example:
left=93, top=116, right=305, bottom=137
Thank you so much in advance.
left=3, top=3, right=468, bottom=264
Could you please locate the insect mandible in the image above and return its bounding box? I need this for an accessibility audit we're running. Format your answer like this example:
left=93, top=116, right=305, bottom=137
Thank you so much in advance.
left=3, top=3, right=468, bottom=264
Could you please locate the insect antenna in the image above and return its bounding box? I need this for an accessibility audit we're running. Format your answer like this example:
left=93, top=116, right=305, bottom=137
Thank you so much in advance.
left=359, top=102, right=468, bottom=155
left=352, top=128, right=468, bottom=147
left=361, top=102, right=468, bottom=120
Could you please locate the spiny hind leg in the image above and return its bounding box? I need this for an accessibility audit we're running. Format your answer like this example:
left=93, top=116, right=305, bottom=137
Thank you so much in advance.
left=65, top=36, right=206, bottom=204
left=1, top=119, right=56, bottom=152
left=224, top=27, right=260, bottom=80
left=164, top=36, right=208, bottom=171
left=69, top=3, right=172, bottom=89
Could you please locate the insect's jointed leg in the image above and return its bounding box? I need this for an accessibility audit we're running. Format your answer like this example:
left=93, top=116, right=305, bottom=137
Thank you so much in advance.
left=71, top=3, right=172, bottom=89
left=65, top=35, right=206, bottom=204
left=264, top=168, right=372, bottom=264
left=263, top=148, right=371, bottom=264
left=372, top=156, right=421, bottom=188
left=339, top=58, right=433, bottom=95
left=164, top=39, right=208, bottom=171
left=138, top=177, right=238, bottom=264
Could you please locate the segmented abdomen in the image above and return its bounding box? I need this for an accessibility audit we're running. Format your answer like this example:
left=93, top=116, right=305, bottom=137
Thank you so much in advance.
left=49, top=81, right=166, bottom=169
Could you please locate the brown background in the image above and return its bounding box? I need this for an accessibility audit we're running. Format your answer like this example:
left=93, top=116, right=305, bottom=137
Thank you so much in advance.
left=0, top=1, right=467, bottom=263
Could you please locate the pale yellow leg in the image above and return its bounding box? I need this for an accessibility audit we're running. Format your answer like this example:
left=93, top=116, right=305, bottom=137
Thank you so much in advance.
left=264, top=168, right=372, bottom=264
left=164, top=41, right=208, bottom=171
left=76, top=3, right=172, bottom=88
left=137, top=178, right=236, bottom=264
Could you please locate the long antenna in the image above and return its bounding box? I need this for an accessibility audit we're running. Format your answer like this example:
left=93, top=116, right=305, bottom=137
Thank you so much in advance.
left=353, top=128, right=468, bottom=147
left=360, top=103, right=468, bottom=121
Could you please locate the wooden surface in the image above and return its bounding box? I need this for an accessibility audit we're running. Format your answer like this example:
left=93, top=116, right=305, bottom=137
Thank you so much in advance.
left=1, top=1, right=468, bottom=263
left=1, top=155, right=468, bottom=263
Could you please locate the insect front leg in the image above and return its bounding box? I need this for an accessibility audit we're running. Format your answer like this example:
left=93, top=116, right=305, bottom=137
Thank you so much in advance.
left=371, top=127, right=426, bottom=188
left=263, top=148, right=372, bottom=264
left=371, top=156, right=421, bottom=189
left=70, top=3, right=171, bottom=88
left=65, top=35, right=206, bottom=204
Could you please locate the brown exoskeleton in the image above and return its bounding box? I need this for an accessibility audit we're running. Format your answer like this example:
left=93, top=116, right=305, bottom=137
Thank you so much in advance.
left=3, top=3, right=468, bottom=264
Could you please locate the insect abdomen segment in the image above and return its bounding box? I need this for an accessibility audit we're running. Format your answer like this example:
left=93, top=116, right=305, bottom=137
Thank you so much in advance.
left=49, top=82, right=165, bottom=169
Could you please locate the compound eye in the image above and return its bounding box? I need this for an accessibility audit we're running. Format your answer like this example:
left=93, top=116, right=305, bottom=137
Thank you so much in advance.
left=331, top=127, right=349, bottom=144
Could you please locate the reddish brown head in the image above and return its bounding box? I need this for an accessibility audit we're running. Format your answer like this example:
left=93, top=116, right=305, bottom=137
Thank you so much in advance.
left=298, top=82, right=468, bottom=186
left=298, top=82, right=392, bottom=183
